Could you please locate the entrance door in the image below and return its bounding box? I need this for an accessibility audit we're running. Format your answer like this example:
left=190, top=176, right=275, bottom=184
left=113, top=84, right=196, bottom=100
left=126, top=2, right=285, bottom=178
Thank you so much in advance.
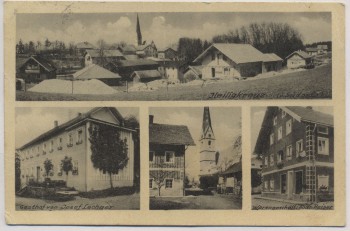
left=281, top=174, right=287, bottom=194
left=295, top=171, right=303, bottom=194
left=211, top=68, right=215, bottom=78
left=287, top=171, right=294, bottom=199
left=36, top=166, right=40, bottom=182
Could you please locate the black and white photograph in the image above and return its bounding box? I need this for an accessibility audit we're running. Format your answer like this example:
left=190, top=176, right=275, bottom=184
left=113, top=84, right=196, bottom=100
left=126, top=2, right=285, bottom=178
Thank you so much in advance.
left=15, top=12, right=332, bottom=101
left=149, top=107, right=242, bottom=210
left=15, top=107, right=140, bottom=210
left=251, top=106, right=334, bottom=210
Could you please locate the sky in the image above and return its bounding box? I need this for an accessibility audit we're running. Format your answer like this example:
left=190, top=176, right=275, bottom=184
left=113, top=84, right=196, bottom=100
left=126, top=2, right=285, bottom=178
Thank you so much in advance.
left=250, top=106, right=334, bottom=155
left=17, top=12, right=331, bottom=49
left=15, top=107, right=139, bottom=148
left=150, top=107, right=241, bottom=181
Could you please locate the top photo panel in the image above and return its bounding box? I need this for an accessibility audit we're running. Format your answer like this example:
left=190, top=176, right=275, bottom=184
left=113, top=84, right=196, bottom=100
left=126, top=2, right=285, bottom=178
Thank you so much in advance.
left=15, top=11, right=332, bottom=101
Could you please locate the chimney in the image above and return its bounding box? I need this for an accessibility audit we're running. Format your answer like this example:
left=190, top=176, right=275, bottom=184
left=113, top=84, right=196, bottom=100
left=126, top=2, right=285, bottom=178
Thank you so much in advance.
left=77, top=112, right=82, bottom=117
left=54, top=120, right=58, bottom=128
left=149, top=115, right=154, bottom=124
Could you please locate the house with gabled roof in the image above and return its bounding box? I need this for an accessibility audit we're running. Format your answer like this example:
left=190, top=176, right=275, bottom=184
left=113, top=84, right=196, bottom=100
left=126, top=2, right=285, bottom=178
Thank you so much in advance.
left=17, top=107, right=137, bottom=192
left=286, top=50, right=312, bottom=69
left=262, top=53, right=283, bottom=72
left=17, top=55, right=57, bottom=83
left=84, top=49, right=125, bottom=67
left=71, top=64, right=121, bottom=86
left=255, top=106, right=333, bottom=202
left=149, top=115, right=195, bottom=197
left=193, top=43, right=282, bottom=79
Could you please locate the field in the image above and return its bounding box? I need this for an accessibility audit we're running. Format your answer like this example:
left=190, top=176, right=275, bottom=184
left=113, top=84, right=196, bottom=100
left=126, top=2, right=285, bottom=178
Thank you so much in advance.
left=16, top=64, right=332, bottom=101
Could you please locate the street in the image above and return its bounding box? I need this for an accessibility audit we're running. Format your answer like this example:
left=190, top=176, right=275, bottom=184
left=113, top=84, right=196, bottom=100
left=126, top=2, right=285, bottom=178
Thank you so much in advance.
left=150, top=194, right=242, bottom=210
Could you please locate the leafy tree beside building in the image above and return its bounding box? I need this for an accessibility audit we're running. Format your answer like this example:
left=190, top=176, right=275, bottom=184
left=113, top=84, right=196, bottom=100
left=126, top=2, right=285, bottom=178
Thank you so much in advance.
left=89, top=123, right=129, bottom=189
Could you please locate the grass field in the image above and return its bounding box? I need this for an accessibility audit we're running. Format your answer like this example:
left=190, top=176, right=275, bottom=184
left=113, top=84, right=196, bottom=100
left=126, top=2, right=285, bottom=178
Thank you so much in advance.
left=17, top=64, right=332, bottom=101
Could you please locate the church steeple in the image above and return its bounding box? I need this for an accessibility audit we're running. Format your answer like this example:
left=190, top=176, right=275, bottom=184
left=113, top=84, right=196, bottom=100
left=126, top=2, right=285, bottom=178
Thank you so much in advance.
left=136, top=14, right=142, bottom=46
left=202, top=107, right=214, bottom=139
left=199, top=107, right=218, bottom=176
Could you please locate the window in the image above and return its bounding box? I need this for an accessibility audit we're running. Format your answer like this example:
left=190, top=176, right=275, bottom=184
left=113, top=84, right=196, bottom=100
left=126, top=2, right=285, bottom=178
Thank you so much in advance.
left=208, top=141, right=211, bottom=146
left=273, top=116, right=277, bottom=126
left=318, top=175, right=329, bottom=191
left=278, top=126, right=283, bottom=140
left=264, top=157, right=268, bottom=166
left=269, top=154, right=274, bottom=166
left=165, top=179, right=173, bottom=188
left=281, top=174, right=286, bottom=193
left=296, top=139, right=303, bottom=156
left=277, top=150, right=284, bottom=163
left=165, top=151, right=175, bottom=163
left=50, top=140, right=54, bottom=152
left=149, top=151, right=154, bottom=162
left=224, top=67, right=229, bottom=75
left=295, top=171, right=303, bottom=194
left=37, top=146, right=40, bottom=156
left=57, top=137, right=63, bottom=150
left=264, top=181, right=268, bottom=190
left=286, top=120, right=292, bottom=135
left=211, top=53, right=215, bottom=61
left=76, top=129, right=83, bottom=144
left=72, top=160, right=79, bottom=175
left=149, top=179, right=153, bottom=189
left=223, top=55, right=227, bottom=61
left=42, top=143, right=46, bottom=154
left=282, top=110, right=286, bottom=118
left=270, top=179, right=274, bottom=191
left=317, top=126, right=329, bottom=134
left=270, top=133, right=274, bottom=145
left=67, top=133, right=73, bottom=147
left=318, top=137, right=329, bottom=155
left=286, top=145, right=293, bottom=160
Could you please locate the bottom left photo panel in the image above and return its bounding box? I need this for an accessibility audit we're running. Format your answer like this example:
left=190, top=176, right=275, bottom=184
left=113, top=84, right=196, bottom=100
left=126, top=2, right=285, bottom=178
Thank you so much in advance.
left=15, top=107, right=140, bottom=210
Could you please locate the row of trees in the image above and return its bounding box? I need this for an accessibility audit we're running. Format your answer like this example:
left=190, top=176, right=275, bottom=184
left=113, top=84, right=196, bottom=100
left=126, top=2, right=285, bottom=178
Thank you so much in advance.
left=16, top=39, right=76, bottom=56
left=212, top=22, right=304, bottom=60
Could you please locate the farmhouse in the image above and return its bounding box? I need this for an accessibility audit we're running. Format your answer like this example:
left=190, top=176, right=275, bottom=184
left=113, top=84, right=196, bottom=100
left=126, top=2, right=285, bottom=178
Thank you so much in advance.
left=84, top=49, right=125, bottom=67
left=17, top=107, right=137, bottom=192
left=149, top=115, right=195, bottom=197
left=305, top=47, right=318, bottom=57
left=193, top=43, right=281, bottom=79
left=158, top=47, right=178, bottom=60
left=76, top=41, right=96, bottom=56
left=72, top=64, right=122, bottom=86
left=262, top=53, right=283, bottom=72
left=17, top=56, right=57, bottom=83
left=255, top=107, right=334, bottom=202
left=136, top=41, right=158, bottom=58
left=147, top=57, right=181, bottom=83
left=131, top=70, right=162, bottom=84
left=286, top=51, right=312, bottom=69
left=105, top=59, right=159, bottom=81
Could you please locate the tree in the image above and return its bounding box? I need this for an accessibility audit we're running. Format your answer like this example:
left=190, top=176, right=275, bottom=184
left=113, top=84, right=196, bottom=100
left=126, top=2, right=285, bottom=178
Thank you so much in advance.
left=15, top=152, right=21, bottom=192
left=149, top=162, right=174, bottom=196
left=28, top=41, right=35, bottom=54
left=89, top=123, right=129, bottom=189
left=16, top=39, right=25, bottom=54
left=61, top=156, right=73, bottom=183
left=43, top=158, right=54, bottom=179
left=45, top=38, right=51, bottom=48
left=177, top=37, right=205, bottom=62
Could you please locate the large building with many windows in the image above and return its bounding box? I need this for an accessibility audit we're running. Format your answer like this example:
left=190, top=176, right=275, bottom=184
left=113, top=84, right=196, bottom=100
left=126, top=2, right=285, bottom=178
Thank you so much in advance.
left=17, top=107, right=137, bottom=192
left=254, top=106, right=334, bottom=202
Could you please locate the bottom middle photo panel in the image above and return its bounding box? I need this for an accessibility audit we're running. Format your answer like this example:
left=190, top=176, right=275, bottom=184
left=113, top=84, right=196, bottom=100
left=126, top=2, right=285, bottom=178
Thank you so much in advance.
left=149, top=106, right=242, bottom=210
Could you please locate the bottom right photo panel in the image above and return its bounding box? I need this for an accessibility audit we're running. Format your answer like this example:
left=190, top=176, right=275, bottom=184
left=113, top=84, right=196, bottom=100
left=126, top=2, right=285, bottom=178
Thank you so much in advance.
left=251, top=106, right=334, bottom=210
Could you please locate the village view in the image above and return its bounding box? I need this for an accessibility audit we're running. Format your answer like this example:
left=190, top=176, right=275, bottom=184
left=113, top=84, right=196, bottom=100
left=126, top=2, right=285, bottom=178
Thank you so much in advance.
left=16, top=12, right=332, bottom=100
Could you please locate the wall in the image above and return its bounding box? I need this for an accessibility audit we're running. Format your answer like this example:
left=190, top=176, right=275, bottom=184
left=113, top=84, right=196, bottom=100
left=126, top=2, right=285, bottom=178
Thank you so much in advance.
left=287, top=54, right=306, bottom=68
left=149, top=144, right=185, bottom=197
left=200, top=49, right=240, bottom=80
left=85, top=121, right=135, bottom=191
left=165, top=67, right=179, bottom=83
left=20, top=124, right=87, bottom=191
